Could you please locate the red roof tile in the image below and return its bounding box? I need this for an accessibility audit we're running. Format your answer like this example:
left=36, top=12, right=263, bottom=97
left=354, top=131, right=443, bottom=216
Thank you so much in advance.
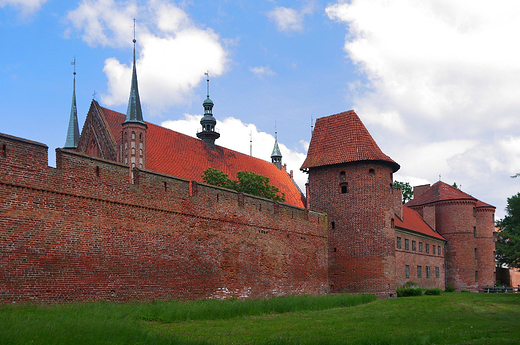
left=476, top=200, right=495, bottom=209
left=395, top=206, right=446, bottom=241
left=100, top=106, right=306, bottom=208
left=405, top=181, right=477, bottom=207
left=301, top=111, right=399, bottom=172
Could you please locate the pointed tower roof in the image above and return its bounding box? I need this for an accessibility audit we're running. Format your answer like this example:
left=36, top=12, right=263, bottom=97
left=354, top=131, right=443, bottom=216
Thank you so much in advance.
left=124, top=37, right=145, bottom=125
left=405, top=181, right=477, bottom=207
left=64, top=58, right=79, bottom=149
left=197, top=72, right=220, bottom=150
left=271, top=133, right=282, bottom=158
left=301, top=111, right=399, bottom=172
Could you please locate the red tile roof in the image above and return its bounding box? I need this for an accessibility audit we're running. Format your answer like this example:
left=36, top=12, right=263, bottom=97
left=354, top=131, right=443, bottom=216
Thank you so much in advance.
left=395, top=206, right=446, bottom=241
left=476, top=200, right=495, bottom=209
left=99, top=106, right=306, bottom=208
left=405, top=181, right=476, bottom=207
left=301, top=111, right=399, bottom=172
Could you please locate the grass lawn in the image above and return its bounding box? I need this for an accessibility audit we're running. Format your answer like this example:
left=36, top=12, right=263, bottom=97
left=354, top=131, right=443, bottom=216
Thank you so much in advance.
left=1, top=292, right=519, bottom=344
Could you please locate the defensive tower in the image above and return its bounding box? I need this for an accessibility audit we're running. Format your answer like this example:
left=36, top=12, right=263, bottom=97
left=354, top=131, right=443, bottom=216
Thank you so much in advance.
left=301, top=111, right=400, bottom=297
left=197, top=72, right=220, bottom=150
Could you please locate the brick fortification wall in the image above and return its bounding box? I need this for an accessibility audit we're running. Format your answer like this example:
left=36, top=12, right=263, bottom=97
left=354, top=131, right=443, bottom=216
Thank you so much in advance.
left=0, top=134, right=328, bottom=303
left=308, top=162, right=396, bottom=297
left=476, top=207, right=496, bottom=287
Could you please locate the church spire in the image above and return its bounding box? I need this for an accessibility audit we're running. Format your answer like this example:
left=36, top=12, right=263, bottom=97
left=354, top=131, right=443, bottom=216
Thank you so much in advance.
left=271, top=130, right=282, bottom=170
left=64, top=57, right=79, bottom=149
left=124, top=20, right=144, bottom=125
left=197, top=72, right=220, bottom=150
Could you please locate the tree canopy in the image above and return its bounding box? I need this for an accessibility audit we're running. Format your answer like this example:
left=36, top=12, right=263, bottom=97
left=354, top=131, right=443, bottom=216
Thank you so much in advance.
left=202, top=168, right=286, bottom=203
left=394, top=181, right=413, bottom=204
left=496, top=192, right=520, bottom=268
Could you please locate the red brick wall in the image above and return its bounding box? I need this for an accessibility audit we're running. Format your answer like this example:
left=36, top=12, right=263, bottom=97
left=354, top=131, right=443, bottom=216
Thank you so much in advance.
left=434, top=200, right=479, bottom=291
left=308, top=162, right=396, bottom=297
left=395, top=230, right=445, bottom=289
left=0, top=134, right=328, bottom=303
left=475, top=207, right=496, bottom=287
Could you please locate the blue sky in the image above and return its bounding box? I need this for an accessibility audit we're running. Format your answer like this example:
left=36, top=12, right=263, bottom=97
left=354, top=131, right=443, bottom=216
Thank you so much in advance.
left=2, top=0, right=520, bottom=219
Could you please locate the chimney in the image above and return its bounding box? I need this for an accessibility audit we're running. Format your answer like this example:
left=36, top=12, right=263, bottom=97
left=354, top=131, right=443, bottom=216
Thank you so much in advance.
left=413, top=184, right=430, bottom=200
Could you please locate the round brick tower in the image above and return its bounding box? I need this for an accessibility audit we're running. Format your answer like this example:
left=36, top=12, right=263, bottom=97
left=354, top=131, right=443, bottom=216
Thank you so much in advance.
left=301, top=111, right=400, bottom=297
left=476, top=201, right=496, bottom=287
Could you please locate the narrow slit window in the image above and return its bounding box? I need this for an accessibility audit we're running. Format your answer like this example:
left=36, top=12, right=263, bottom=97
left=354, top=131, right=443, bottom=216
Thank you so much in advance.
left=331, top=221, right=335, bottom=229
left=95, top=166, right=100, bottom=177
left=1, top=144, right=6, bottom=158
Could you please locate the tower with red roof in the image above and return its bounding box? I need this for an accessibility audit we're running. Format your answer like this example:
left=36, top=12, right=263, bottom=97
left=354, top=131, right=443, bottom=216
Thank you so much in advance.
left=301, top=110, right=400, bottom=297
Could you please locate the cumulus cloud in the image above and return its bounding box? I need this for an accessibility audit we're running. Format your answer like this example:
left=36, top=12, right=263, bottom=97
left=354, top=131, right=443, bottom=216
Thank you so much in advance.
left=67, top=0, right=228, bottom=114
left=250, top=66, right=276, bottom=78
left=0, top=0, right=47, bottom=14
left=326, top=0, right=520, bottom=217
left=268, top=2, right=316, bottom=33
left=161, top=115, right=308, bottom=191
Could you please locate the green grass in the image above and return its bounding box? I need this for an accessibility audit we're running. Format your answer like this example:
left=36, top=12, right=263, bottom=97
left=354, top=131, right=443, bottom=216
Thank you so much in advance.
left=1, top=293, right=519, bottom=344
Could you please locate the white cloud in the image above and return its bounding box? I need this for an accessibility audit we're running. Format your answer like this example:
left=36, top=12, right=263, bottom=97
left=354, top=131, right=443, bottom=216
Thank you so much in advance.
left=326, top=0, right=520, bottom=218
left=67, top=0, right=228, bottom=114
left=250, top=66, right=276, bottom=78
left=161, top=115, right=308, bottom=192
left=268, top=2, right=316, bottom=33
left=0, top=0, right=47, bottom=14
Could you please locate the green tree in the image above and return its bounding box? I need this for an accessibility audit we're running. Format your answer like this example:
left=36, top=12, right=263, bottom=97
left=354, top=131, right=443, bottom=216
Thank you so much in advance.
left=496, top=192, right=520, bottom=268
left=394, top=181, right=413, bottom=204
left=202, top=168, right=285, bottom=203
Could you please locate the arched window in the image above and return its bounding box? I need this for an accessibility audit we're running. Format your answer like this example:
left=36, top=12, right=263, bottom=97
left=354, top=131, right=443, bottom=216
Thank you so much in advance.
left=340, top=182, right=348, bottom=194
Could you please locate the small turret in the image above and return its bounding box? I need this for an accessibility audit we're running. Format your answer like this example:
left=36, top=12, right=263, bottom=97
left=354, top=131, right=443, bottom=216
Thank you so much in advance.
left=64, top=58, right=79, bottom=149
left=271, top=132, right=282, bottom=170
left=197, top=72, right=220, bottom=150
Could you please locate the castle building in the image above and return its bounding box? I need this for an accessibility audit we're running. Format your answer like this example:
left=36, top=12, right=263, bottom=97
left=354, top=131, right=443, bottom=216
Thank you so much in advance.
left=0, top=44, right=496, bottom=303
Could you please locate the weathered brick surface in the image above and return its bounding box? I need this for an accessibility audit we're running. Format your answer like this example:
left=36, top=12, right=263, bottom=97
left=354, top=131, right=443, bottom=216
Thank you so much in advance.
left=475, top=206, right=496, bottom=287
left=308, top=162, right=396, bottom=297
left=0, top=134, right=328, bottom=303
left=395, top=230, right=445, bottom=289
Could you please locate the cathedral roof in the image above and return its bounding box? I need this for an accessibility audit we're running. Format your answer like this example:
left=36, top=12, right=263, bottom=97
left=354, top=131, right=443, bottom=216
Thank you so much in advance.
left=300, top=111, right=399, bottom=172
left=405, top=181, right=478, bottom=207
left=100, top=106, right=305, bottom=208
left=395, top=206, right=446, bottom=241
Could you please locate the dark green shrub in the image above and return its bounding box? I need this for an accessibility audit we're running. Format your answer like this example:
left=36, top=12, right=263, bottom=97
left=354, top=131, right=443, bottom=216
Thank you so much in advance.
left=396, top=288, right=423, bottom=297
left=460, top=290, right=470, bottom=293
left=424, top=288, right=442, bottom=295
left=445, top=285, right=455, bottom=292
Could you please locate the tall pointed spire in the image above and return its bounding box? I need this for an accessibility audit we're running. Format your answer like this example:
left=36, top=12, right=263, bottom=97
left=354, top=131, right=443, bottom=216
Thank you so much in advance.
left=124, top=19, right=144, bottom=125
left=197, top=71, right=220, bottom=150
left=271, top=129, right=282, bottom=170
left=64, top=57, right=79, bottom=149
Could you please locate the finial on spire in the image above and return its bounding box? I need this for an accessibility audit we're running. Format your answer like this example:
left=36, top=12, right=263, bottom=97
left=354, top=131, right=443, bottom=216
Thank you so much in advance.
left=271, top=124, right=282, bottom=170
left=205, top=71, right=210, bottom=97
left=64, top=57, right=79, bottom=149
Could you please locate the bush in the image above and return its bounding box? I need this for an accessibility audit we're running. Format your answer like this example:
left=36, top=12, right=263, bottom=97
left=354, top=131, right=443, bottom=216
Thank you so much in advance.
left=445, top=285, right=455, bottom=292
left=396, top=288, right=423, bottom=297
left=424, top=288, right=442, bottom=295
left=460, top=290, right=470, bottom=293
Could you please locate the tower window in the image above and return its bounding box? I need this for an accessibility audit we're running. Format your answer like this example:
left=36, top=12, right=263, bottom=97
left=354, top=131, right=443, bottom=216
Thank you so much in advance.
left=475, top=270, right=478, bottom=282
left=369, top=168, right=375, bottom=176
left=95, top=166, right=100, bottom=177
left=340, top=171, right=345, bottom=176
left=132, top=132, right=136, bottom=140
left=1, top=144, right=6, bottom=158
left=474, top=248, right=477, bottom=260
left=473, top=227, right=477, bottom=238
left=331, top=221, right=335, bottom=229
left=340, top=183, right=348, bottom=194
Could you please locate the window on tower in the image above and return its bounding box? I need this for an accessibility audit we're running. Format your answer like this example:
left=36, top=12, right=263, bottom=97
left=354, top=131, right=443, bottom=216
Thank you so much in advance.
left=340, top=182, right=348, bottom=194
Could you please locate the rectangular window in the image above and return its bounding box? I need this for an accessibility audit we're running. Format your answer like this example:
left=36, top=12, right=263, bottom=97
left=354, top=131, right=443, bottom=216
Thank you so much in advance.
left=433, top=245, right=436, bottom=254
left=405, top=265, right=410, bottom=278
left=475, top=248, right=478, bottom=260
left=474, top=226, right=477, bottom=238
left=475, top=270, right=478, bottom=282
left=412, top=240, right=416, bottom=251
left=405, top=239, right=410, bottom=250
left=426, top=266, right=431, bottom=278
left=417, top=265, right=422, bottom=278
left=419, top=242, right=423, bottom=252
left=438, top=246, right=441, bottom=255
left=397, top=237, right=402, bottom=249
left=435, top=266, right=440, bottom=278
left=425, top=243, right=429, bottom=253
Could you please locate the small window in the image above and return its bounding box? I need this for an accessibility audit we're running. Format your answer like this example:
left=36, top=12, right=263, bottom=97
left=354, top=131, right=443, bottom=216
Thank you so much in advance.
left=438, top=246, right=441, bottom=255
left=340, top=171, right=346, bottom=176
left=405, top=239, right=409, bottom=250
left=397, top=237, right=402, bottom=249
left=419, top=242, right=423, bottom=252
left=1, top=144, right=6, bottom=158
left=405, top=264, right=410, bottom=278
left=369, top=168, right=375, bottom=176
left=473, top=227, right=477, bottom=238
left=435, top=266, right=440, bottom=278
left=412, top=240, right=416, bottom=251
left=340, top=183, right=348, bottom=194
left=426, top=243, right=429, bottom=253
left=475, top=270, right=478, bottom=282
left=164, top=182, right=167, bottom=191
left=391, top=218, right=395, bottom=229
left=95, top=166, right=100, bottom=177
left=331, top=221, right=335, bottom=229
left=333, top=248, right=337, bottom=252
left=426, top=266, right=431, bottom=279
left=139, top=133, right=142, bottom=140
left=433, top=245, right=436, bottom=254
left=474, top=248, right=477, bottom=260
left=132, top=131, right=136, bottom=140
left=417, top=265, right=422, bottom=278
